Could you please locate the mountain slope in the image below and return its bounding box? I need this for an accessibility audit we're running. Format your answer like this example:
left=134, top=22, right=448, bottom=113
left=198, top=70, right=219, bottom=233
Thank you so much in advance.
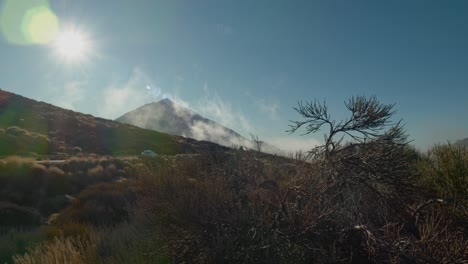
left=0, top=89, right=224, bottom=156
left=116, top=99, right=253, bottom=148
left=455, top=137, right=468, bottom=147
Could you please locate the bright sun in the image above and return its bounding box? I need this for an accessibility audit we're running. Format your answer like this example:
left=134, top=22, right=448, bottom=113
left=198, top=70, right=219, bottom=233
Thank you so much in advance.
left=53, top=29, right=90, bottom=62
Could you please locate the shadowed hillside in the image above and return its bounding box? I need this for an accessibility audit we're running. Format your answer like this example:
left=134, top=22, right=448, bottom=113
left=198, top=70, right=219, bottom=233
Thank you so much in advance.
left=0, top=89, right=225, bottom=156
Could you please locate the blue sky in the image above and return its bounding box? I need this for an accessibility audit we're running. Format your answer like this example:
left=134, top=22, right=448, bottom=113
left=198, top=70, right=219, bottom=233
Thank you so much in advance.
left=0, top=0, right=467, bottom=151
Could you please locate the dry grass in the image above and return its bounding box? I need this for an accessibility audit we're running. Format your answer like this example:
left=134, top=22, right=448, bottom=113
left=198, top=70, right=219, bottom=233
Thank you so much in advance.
left=5, top=143, right=468, bottom=263
left=12, top=222, right=169, bottom=264
left=13, top=232, right=100, bottom=264
left=0, top=227, right=46, bottom=264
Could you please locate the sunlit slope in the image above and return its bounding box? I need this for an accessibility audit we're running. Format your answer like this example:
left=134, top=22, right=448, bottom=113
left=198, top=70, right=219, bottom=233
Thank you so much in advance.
left=0, top=89, right=222, bottom=156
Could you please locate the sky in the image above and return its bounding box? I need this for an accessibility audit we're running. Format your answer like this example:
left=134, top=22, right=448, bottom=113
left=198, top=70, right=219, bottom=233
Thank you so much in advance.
left=0, top=0, right=467, bottom=152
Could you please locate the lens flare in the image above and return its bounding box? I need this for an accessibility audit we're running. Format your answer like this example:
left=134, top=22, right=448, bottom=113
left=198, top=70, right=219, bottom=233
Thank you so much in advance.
left=0, top=0, right=59, bottom=45
left=23, top=6, right=59, bottom=44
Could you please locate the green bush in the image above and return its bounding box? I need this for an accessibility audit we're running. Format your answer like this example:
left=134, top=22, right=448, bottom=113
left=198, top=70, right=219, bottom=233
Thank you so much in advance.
left=418, top=143, right=468, bottom=197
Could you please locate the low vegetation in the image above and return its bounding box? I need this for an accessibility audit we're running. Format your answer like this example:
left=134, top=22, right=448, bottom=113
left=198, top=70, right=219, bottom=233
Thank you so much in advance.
left=1, top=96, right=466, bottom=263
left=417, top=143, right=468, bottom=198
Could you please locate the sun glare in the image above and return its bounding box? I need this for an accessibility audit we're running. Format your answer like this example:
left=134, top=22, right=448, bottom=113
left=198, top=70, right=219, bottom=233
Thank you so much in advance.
left=53, top=29, right=90, bottom=62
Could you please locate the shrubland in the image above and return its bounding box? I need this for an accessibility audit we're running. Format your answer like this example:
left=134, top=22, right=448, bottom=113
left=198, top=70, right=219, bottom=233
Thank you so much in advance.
left=0, top=156, right=132, bottom=263
left=2, top=145, right=466, bottom=263
left=1, top=96, right=466, bottom=263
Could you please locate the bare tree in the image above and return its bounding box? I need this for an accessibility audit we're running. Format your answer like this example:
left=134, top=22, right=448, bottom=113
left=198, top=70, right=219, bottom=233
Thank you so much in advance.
left=288, top=96, right=417, bottom=226
left=288, top=96, right=408, bottom=157
left=250, top=133, right=263, bottom=152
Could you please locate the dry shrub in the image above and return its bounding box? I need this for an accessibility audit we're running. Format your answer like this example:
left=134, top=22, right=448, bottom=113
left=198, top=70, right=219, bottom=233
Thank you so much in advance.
left=12, top=199, right=170, bottom=264
left=31, top=163, right=47, bottom=181
left=130, top=144, right=468, bottom=263
left=0, top=155, right=133, bottom=225
left=0, top=202, right=41, bottom=226
left=6, top=126, right=29, bottom=136
left=6, top=146, right=466, bottom=263
left=44, top=166, right=72, bottom=196
left=413, top=208, right=467, bottom=263
left=59, top=157, right=128, bottom=184
left=45, top=222, right=89, bottom=240
left=105, top=164, right=117, bottom=175
left=0, top=156, right=35, bottom=176
left=47, top=166, right=65, bottom=176
left=133, top=151, right=345, bottom=263
left=55, top=182, right=137, bottom=226
left=13, top=232, right=100, bottom=264
left=2, top=139, right=466, bottom=262
left=320, top=142, right=420, bottom=228
left=88, top=164, right=104, bottom=178
left=0, top=157, right=45, bottom=207
left=41, top=195, right=71, bottom=216
left=13, top=221, right=169, bottom=264
left=372, top=205, right=468, bottom=263
left=72, top=146, right=82, bottom=154
left=60, top=157, right=99, bottom=172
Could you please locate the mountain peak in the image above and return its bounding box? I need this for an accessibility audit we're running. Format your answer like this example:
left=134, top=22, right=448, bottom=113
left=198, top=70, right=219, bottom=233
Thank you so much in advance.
left=159, top=98, right=174, bottom=104
left=116, top=98, right=249, bottom=146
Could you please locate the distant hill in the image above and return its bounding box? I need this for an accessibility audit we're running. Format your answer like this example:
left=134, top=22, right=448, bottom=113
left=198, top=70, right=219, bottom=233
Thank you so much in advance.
left=455, top=138, right=468, bottom=147
left=116, top=99, right=284, bottom=154
left=0, top=89, right=225, bottom=156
